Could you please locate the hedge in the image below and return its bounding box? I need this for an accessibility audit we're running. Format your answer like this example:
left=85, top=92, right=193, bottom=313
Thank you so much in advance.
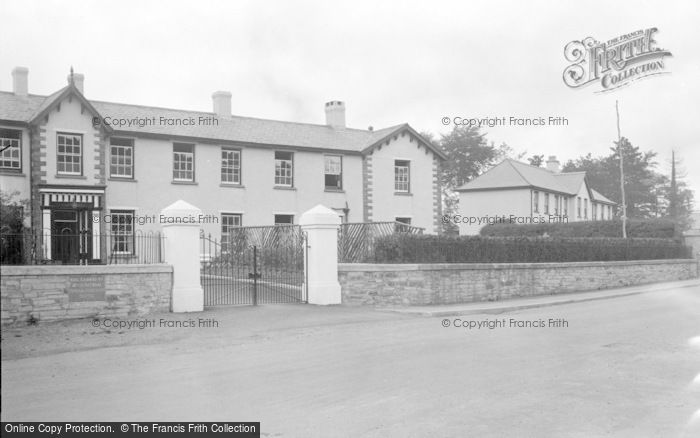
left=371, top=234, right=691, bottom=263
left=479, top=218, right=677, bottom=239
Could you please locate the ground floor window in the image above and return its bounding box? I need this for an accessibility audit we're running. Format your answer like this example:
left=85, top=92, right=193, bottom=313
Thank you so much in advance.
left=395, top=217, right=412, bottom=232
left=110, top=210, right=134, bottom=254
left=221, top=213, right=242, bottom=252
left=274, top=214, right=294, bottom=225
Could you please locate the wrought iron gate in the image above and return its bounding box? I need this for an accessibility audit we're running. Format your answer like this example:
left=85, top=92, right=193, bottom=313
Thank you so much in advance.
left=200, top=225, right=307, bottom=306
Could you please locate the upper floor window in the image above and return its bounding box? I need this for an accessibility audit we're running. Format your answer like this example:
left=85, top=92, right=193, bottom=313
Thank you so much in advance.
left=324, top=155, right=342, bottom=190
left=0, top=129, right=21, bottom=171
left=533, top=191, right=540, bottom=213
left=110, top=210, right=134, bottom=255
left=275, top=151, right=293, bottom=187
left=394, top=160, right=410, bottom=193
left=173, top=143, right=194, bottom=182
left=544, top=193, right=550, bottom=215
left=110, top=137, right=134, bottom=179
left=57, top=133, right=82, bottom=175
left=221, top=148, right=241, bottom=184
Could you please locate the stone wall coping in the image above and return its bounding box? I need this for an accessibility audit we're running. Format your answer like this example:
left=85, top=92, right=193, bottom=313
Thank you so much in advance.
left=338, top=259, right=698, bottom=272
left=0, top=264, right=173, bottom=276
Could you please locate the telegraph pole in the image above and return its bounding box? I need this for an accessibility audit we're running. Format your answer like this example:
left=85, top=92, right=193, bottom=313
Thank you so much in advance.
left=616, top=100, right=627, bottom=238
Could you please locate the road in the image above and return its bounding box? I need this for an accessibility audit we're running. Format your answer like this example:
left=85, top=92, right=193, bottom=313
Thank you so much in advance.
left=2, top=281, right=700, bottom=437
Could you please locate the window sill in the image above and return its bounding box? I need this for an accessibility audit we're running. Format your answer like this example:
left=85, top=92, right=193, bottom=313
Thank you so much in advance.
left=0, top=170, right=25, bottom=177
left=394, top=192, right=412, bottom=196
left=172, top=180, right=198, bottom=185
left=274, top=186, right=296, bottom=191
left=324, top=188, right=345, bottom=193
left=55, top=174, right=87, bottom=179
left=220, top=183, right=245, bottom=188
left=108, top=177, right=137, bottom=182
left=109, top=254, right=138, bottom=260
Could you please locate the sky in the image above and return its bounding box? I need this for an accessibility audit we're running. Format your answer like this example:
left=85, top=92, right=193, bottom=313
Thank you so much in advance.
left=1, top=0, right=698, bottom=201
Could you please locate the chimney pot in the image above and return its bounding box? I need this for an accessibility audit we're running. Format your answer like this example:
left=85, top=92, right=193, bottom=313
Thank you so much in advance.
left=212, top=91, right=232, bottom=118
left=67, top=73, right=85, bottom=94
left=12, top=67, right=28, bottom=96
left=325, top=100, right=346, bottom=128
left=546, top=155, right=561, bottom=173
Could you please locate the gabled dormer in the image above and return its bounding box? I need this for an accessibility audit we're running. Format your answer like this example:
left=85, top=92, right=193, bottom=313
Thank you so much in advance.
left=29, top=71, right=112, bottom=187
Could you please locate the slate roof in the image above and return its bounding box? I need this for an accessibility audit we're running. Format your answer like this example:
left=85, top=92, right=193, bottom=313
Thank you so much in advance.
left=590, top=189, right=616, bottom=205
left=456, top=159, right=615, bottom=203
left=0, top=88, right=445, bottom=158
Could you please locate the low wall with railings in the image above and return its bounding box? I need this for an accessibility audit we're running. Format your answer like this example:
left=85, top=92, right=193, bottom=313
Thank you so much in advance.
left=0, top=264, right=172, bottom=325
left=338, top=222, right=424, bottom=262
left=0, top=231, right=165, bottom=265
left=338, top=259, right=698, bottom=306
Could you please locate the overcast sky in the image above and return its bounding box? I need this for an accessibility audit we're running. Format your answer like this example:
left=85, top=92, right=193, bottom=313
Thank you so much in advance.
left=2, top=0, right=698, bottom=200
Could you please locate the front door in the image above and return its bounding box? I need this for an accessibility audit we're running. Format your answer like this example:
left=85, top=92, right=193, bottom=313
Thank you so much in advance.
left=51, top=210, right=79, bottom=264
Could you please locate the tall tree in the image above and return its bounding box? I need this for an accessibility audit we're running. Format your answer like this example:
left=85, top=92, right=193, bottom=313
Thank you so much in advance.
left=434, top=125, right=510, bottom=234
left=563, top=141, right=694, bottom=224
left=669, top=150, right=678, bottom=219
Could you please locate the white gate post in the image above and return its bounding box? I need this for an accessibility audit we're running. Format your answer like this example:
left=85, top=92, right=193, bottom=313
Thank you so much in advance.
left=300, top=205, right=342, bottom=305
left=160, top=200, right=204, bottom=312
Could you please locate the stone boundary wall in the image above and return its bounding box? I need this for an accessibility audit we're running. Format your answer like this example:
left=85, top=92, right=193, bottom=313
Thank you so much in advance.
left=1, top=264, right=173, bottom=325
left=338, top=259, right=698, bottom=306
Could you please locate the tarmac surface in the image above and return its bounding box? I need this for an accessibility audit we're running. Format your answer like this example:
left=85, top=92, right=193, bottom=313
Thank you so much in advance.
left=2, top=280, right=700, bottom=437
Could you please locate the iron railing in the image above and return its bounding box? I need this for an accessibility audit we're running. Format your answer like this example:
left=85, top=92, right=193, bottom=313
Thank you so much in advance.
left=338, top=221, right=424, bottom=263
left=0, top=230, right=165, bottom=265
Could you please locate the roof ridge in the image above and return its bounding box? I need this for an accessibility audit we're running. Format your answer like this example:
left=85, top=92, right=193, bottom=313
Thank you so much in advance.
left=0, top=90, right=48, bottom=99
left=505, top=159, right=535, bottom=185
left=91, top=98, right=381, bottom=133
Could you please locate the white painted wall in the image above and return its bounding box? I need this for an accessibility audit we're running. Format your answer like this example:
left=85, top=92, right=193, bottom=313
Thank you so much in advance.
left=42, top=96, right=101, bottom=186
left=106, top=138, right=364, bottom=237
left=0, top=125, right=31, bottom=203
left=457, top=188, right=532, bottom=235
left=367, top=133, right=437, bottom=233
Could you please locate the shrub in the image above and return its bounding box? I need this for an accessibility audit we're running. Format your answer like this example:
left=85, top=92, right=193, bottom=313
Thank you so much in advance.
left=479, top=218, right=677, bottom=239
left=371, top=234, right=691, bottom=263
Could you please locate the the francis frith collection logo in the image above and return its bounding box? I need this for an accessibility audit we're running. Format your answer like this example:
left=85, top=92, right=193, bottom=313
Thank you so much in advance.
left=563, top=28, right=672, bottom=93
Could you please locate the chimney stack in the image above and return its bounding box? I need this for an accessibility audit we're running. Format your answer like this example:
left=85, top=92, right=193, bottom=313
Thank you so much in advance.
left=546, top=155, right=561, bottom=173
left=67, top=73, right=85, bottom=94
left=325, top=101, right=346, bottom=129
left=212, top=91, right=232, bottom=118
left=12, top=67, right=28, bottom=96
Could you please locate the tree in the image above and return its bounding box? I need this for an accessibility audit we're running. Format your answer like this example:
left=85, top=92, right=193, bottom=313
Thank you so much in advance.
left=527, top=154, right=545, bottom=167
left=562, top=140, right=694, bottom=226
left=0, top=190, right=28, bottom=233
left=434, top=125, right=514, bottom=234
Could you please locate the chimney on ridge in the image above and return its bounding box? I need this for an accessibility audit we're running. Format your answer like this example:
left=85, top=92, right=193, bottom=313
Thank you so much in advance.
left=67, top=72, right=85, bottom=94
left=325, top=101, right=346, bottom=128
left=546, top=155, right=561, bottom=173
left=212, top=91, right=232, bottom=118
left=12, top=67, right=28, bottom=96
